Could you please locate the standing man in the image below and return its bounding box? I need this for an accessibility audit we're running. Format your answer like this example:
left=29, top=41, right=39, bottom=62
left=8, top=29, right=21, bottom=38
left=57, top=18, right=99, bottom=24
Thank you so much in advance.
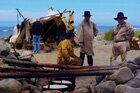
left=110, top=12, right=134, bottom=65
left=32, top=20, right=43, bottom=53
left=77, top=11, right=99, bottom=66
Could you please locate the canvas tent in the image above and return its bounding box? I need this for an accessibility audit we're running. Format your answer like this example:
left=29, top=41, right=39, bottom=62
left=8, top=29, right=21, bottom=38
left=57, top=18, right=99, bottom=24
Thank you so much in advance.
left=14, top=8, right=72, bottom=49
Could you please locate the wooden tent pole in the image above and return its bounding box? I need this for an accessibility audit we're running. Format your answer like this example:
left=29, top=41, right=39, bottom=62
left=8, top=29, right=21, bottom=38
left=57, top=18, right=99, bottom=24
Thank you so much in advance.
left=42, top=22, right=56, bottom=39
left=16, top=8, right=25, bottom=20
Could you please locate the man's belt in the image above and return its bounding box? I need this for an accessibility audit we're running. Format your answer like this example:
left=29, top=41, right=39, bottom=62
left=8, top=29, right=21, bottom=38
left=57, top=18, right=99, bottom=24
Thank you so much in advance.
left=115, top=40, right=127, bottom=43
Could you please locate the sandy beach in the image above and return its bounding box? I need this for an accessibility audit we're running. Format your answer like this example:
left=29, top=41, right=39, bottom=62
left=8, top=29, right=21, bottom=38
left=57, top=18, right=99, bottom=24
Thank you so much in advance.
left=33, top=40, right=140, bottom=66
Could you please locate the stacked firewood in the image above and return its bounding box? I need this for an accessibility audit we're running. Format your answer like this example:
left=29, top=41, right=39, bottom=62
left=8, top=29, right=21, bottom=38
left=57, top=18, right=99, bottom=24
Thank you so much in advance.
left=0, top=57, right=119, bottom=93
left=0, top=57, right=140, bottom=93
left=130, top=36, right=140, bottom=50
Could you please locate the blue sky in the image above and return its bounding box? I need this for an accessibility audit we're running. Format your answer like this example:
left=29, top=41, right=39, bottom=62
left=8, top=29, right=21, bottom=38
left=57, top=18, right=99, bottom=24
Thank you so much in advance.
left=0, top=0, right=140, bottom=27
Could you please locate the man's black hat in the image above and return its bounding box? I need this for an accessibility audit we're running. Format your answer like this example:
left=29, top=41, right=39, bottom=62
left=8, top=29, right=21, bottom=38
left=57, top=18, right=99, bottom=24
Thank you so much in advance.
left=114, top=12, right=127, bottom=20
left=83, top=11, right=92, bottom=17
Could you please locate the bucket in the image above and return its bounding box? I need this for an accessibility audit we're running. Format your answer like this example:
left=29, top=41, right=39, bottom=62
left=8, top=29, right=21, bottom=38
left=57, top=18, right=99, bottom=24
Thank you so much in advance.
left=43, top=84, right=69, bottom=92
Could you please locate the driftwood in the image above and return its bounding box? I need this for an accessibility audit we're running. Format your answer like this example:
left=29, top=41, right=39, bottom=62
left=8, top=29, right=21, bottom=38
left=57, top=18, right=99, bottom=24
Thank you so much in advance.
left=3, top=58, right=119, bottom=69
left=0, top=70, right=114, bottom=78
left=0, top=58, right=119, bottom=79
left=2, top=58, right=140, bottom=79
left=0, top=66, right=118, bottom=73
left=18, top=53, right=33, bottom=59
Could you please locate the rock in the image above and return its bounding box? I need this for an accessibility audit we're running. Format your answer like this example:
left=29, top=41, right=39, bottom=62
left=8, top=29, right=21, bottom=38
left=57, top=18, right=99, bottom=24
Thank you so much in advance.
left=95, top=81, right=116, bottom=93
left=22, top=90, right=30, bottom=93
left=6, top=52, right=18, bottom=59
left=0, top=79, right=22, bottom=93
left=73, top=87, right=91, bottom=93
left=22, top=79, right=39, bottom=93
left=1, top=50, right=10, bottom=56
left=115, top=85, right=140, bottom=93
left=43, top=90, right=62, bottom=93
left=13, top=52, right=20, bottom=57
left=111, top=60, right=121, bottom=66
left=119, top=62, right=137, bottom=74
left=18, top=50, right=33, bottom=60
left=90, top=83, right=95, bottom=93
left=125, top=78, right=140, bottom=88
left=109, top=67, right=134, bottom=84
left=115, top=85, right=132, bottom=93
left=96, top=75, right=106, bottom=84
left=127, top=60, right=136, bottom=65
left=133, top=56, right=140, bottom=65
left=30, top=56, right=38, bottom=63
left=135, top=70, right=140, bottom=79
left=0, top=58, right=4, bottom=65
left=0, top=39, right=11, bottom=55
left=75, top=76, right=95, bottom=89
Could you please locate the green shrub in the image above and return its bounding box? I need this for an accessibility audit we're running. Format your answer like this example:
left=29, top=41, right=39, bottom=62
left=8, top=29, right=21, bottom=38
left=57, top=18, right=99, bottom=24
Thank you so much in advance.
left=134, top=30, right=140, bottom=37
left=103, top=28, right=114, bottom=41
left=103, top=29, right=140, bottom=41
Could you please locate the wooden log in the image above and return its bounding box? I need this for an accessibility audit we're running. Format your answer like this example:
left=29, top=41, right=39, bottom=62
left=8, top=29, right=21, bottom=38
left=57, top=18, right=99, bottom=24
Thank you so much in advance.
left=0, top=70, right=114, bottom=78
left=0, top=67, right=54, bottom=72
left=0, top=66, right=118, bottom=73
left=3, top=58, right=119, bottom=69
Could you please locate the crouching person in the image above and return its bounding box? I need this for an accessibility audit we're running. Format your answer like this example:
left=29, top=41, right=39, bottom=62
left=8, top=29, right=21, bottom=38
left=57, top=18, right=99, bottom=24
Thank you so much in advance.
left=57, top=32, right=81, bottom=92
left=57, top=32, right=81, bottom=65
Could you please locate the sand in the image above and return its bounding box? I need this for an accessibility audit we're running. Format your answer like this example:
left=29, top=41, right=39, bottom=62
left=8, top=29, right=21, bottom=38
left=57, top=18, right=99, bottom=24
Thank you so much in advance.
left=33, top=40, right=140, bottom=66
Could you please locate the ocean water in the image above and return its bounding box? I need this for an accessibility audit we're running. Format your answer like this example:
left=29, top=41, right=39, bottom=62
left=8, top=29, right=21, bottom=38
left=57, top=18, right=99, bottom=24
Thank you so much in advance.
left=0, top=26, right=140, bottom=38
left=98, top=26, right=114, bottom=33
left=0, top=27, right=13, bottom=38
